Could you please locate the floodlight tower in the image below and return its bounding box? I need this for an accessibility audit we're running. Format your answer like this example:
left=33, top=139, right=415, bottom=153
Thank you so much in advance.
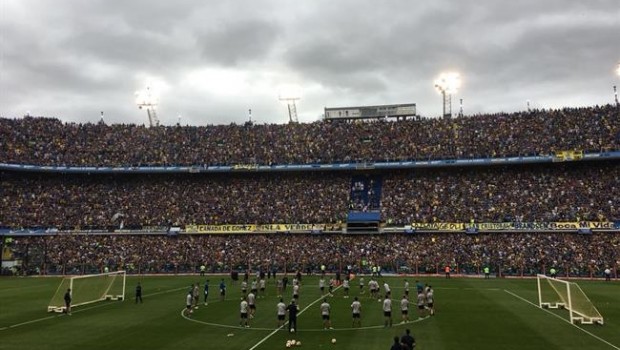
left=278, top=85, right=301, bottom=123
left=135, top=86, right=160, bottom=127
left=614, top=62, right=620, bottom=106
left=434, top=72, right=461, bottom=118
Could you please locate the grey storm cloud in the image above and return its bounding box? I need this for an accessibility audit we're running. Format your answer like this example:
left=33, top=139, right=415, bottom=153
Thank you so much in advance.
left=0, top=0, right=618, bottom=125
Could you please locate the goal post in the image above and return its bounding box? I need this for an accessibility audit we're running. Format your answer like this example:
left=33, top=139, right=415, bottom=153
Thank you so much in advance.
left=537, top=274, right=603, bottom=325
left=48, top=270, right=126, bottom=313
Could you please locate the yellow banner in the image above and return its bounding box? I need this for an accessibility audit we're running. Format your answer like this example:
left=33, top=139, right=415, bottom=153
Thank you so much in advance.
left=185, top=223, right=339, bottom=234
left=411, top=221, right=614, bottom=231
left=555, top=150, right=583, bottom=161
left=411, top=223, right=464, bottom=231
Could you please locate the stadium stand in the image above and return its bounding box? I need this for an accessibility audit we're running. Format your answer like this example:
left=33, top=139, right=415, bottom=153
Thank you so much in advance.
left=0, top=105, right=618, bottom=278
left=0, top=105, right=618, bottom=166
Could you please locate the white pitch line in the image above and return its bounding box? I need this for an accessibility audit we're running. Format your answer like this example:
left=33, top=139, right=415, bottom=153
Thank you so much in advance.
left=247, top=286, right=343, bottom=350
left=0, top=286, right=187, bottom=332
left=503, top=289, right=619, bottom=350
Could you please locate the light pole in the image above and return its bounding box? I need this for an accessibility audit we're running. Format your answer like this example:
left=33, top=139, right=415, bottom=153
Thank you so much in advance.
left=278, top=85, right=302, bottom=123
left=135, top=86, right=160, bottom=127
left=434, top=72, right=461, bottom=118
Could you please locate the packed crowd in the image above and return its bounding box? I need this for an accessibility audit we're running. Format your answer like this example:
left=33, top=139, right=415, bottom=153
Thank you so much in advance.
left=0, top=172, right=350, bottom=228
left=1, top=163, right=617, bottom=228
left=381, top=162, right=620, bottom=224
left=4, top=232, right=618, bottom=277
left=1, top=105, right=618, bottom=167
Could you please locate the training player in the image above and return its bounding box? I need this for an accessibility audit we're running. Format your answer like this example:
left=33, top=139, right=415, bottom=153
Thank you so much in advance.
left=383, top=280, right=391, bottom=298
left=135, top=282, right=143, bottom=304
left=292, top=281, right=300, bottom=301
left=219, top=279, right=226, bottom=301
left=400, top=295, right=409, bottom=323
left=193, top=283, right=200, bottom=309
left=404, top=279, right=410, bottom=296
left=184, top=290, right=193, bottom=317
left=319, top=277, right=326, bottom=295
left=259, top=278, right=266, bottom=297
left=277, top=278, right=283, bottom=297
left=342, top=278, right=350, bottom=298
left=64, top=288, right=72, bottom=315
left=320, top=298, right=333, bottom=329
left=286, top=299, right=299, bottom=333
left=359, top=276, right=365, bottom=294
left=383, top=295, right=393, bottom=327
left=276, top=298, right=287, bottom=327
left=426, top=285, right=435, bottom=316
left=247, top=291, right=257, bottom=318
left=417, top=289, right=427, bottom=318
left=240, top=296, right=249, bottom=327
left=251, top=278, right=258, bottom=296
left=351, top=296, right=362, bottom=327
left=241, top=279, right=248, bottom=295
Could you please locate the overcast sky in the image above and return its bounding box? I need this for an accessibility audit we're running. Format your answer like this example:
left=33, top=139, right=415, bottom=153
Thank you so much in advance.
left=1, top=0, right=619, bottom=125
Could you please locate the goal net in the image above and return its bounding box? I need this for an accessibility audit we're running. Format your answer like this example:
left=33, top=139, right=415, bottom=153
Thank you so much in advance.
left=537, top=274, right=603, bottom=325
left=48, top=270, right=126, bottom=313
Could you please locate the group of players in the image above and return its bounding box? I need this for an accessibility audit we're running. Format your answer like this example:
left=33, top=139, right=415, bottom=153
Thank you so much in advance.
left=183, top=271, right=436, bottom=333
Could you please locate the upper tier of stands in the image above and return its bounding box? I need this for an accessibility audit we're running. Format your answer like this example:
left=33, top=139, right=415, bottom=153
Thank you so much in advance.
left=1, top=105, right=618, bottom=167
left=1, top=163, right=617, bottom=228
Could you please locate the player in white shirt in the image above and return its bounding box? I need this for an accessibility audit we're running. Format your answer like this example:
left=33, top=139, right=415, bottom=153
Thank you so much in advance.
left=359, top=277, right=365, bottom=294
left=320, top=298, right=333, bottom=329
left=400, top=295, right=410, bottom=323
left=247, top=292, right=256, bottom=318
left=382, top=296, right=393, bottom=327
left=426, top=285, right=435, bottom=316
left=319, top=278, right=326, bottom=295
left=342, top=278, right=350, bottom=298
left=351, top=296, right=362, bottom=327
left=276, top=298, right=287, bottom=327
left=240, top=297, right=249, bottom=327
left=259, top=278, right=266, bottom=297
left=184, top=290, right=193, bottom=317
left=251, top=279, right=258, bottom=295
left=383, top=281, right=391, bottom=298
left=293, top=283, right=300, bottom=301
left=404, top=280, right=410, bottom=297
left=417, top=290, right=428, bottom=318
left=241, top=280, right=248, bottom=295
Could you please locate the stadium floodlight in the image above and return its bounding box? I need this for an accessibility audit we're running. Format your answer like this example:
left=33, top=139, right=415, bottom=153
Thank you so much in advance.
left=135, top=86, right=160, bottom=127
left=278, top=84, right=302, bottom=123
left=434, top=72, right=461, bottom=118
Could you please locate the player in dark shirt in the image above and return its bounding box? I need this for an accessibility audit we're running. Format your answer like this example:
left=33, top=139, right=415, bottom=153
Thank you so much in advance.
left=64, top=288, right=72, bottom=315
left=286, top=300, right=299, bottom=333
left=219, top=279, right=226, bottom=301
left=135, top=282, right=143, bottom=304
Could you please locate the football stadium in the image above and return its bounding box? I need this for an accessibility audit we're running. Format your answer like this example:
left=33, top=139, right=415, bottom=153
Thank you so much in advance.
left=1, top=2, right=620, bottom=350
left=2, top=105, right=620, bottom=350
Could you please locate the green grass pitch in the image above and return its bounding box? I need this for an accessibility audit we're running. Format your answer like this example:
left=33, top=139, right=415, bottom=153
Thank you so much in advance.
left=1, top=275, right=618, bottom=350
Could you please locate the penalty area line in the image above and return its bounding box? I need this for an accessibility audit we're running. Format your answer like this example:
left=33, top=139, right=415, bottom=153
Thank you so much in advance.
left=503, top=289, right=619, bottom=350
